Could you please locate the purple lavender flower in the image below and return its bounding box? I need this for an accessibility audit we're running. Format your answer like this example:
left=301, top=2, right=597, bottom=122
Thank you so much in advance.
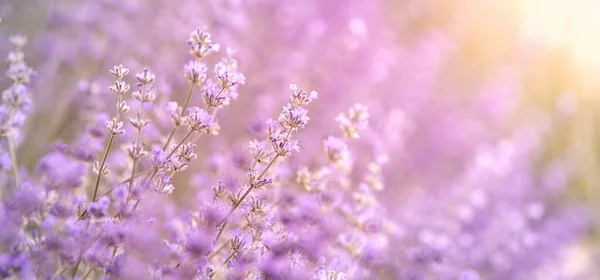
left=184, top=60, right=208, bottom=85
left=186, top=106, right=214, bottom=134
left=214, top=62, right=246, bottom=90
left=38, top=150, right=87, bottom=190
left=0, top=3, right=593, bottom=280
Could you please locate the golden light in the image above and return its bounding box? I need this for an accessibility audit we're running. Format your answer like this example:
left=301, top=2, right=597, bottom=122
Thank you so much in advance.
left=518, top=0, right=600, bottom=72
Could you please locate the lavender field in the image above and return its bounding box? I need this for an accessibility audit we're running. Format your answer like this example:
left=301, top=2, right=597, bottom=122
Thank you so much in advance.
left=1, top=0, right=599, bottom=279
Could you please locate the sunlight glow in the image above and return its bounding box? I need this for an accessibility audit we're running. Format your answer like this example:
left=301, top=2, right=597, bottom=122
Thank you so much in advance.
left=519, top=0, right=600, bottom=71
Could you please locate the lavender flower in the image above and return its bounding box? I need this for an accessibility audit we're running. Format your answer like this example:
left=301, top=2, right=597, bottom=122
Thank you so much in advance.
left=187, top=106, right=215, bottom=134
left=187, top=27, right=220, bottom=59
left=184, top=60, right=208, bottom=85
left=279, top=104, right=310, bottom=130
left=0, top=3, right=592, bottom=280
left=248, top=139, right=273, bottom=163
left=215, top=62, right=246, bottom=90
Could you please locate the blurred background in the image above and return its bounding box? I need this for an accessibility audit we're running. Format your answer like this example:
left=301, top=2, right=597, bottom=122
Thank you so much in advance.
left=2, top=0, right=600, bottom=278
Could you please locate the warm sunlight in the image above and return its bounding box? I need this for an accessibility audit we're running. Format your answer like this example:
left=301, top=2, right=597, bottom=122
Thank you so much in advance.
left=4, top=0, right=600, bottom=278
left=519, top=0, right=600, bottom=72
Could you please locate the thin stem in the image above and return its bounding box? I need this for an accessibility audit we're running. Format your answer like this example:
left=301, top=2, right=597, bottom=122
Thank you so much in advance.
left=228, top=187, right=253, bottom=219
left=162, top=128, right=177, bottom=151
left=107, top=245, right=118, bottom=270
left=210, top=107, right=220, bottom=118
left=208, top=88, right=226, bottom=117
left=224, top=154, right=280, bottom=222
left=127, top=92, right=146, bottom=202
left=127, top=80, right=216, bottom=219
left=213, top=154, right=281, bottom=247
left=108, top=169, right=151, bottom=193
left=208, top=217, right=257, bottom=261
left=131, top=192, right=144, bottom=213
left=211, top=160, right=256, bottom=247
left=129, top=168, right=160, bottom=214
left=91, top=84, right=124, bottom=203
left=111, top=245, right=118, bottom=260
left=131, top=129, right=195, bottom=214
left=4, top=90, right=20, bottom=189
left=7, top=138, right=19, bottom=186
left=115, top=91, right=123, bottom=120
left=91, top=134, right=115, bottom=202
left=222, top=251, right=237, bottom=265
left=167, top=130, right=193, bottom=159
left=212, top=129, right=292, bottom=252
left=71, top=251, right=83, bottom=279
left=181, top=83, right=197, bottom=113
left=81, top=267, right=94, bottom=280
left=163, top=83, right=196, bottom=150
left=69, top=223, right=105, bottom=279
left=213, top=220, right=228, bottom=249
left=55, top=266, right=69, bottom=278
left=208, top=241, right=229, bottom=260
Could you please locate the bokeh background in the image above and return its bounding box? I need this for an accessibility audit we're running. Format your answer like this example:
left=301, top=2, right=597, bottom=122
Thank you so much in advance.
left=2, top=0, right=600, bottom=278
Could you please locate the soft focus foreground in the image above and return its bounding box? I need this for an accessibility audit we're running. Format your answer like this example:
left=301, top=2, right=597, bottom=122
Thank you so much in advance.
left=0, top=0, right=598, bottom=279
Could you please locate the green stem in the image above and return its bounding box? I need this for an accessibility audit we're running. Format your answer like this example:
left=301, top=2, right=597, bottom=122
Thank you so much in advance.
left=208, top=88, right=226, bottom=117
left=127, top=96, right=146, bottom=202
left=166, top=130, right=193, bottom=159
left=55, top=266, right=69, bottom=278
left=130, top=130, right=193, bottom=214
left=4, top=90, right=20, bottom=189
left=211, top=160, right=256, bottom=247
left=70, top=223, right=105, bottom=278
left=7, top=138, right=19, bottom=186
left=212, top=129, right=291, bottom=252
left=213, top=220, right=228, bottom=249
left=162, top=128, right=177, bottom=151
left=91, top=133, right=115, bottom=202
left=225, top=154, right=280, bottom=221
left=71, top=251, right=83, bottom=279
left=213, top=154, right=281, bottom=247
left=107, top=245, right=118, bottom=271
left=81, top=267, right=94, bottom=280
left=210, top=127, right=294, bottom=259
left=222, top=251, right=237, bottom=265
left=90, top=83, right=124, bottom=203
left=208, top=241, right=229, bottom=260
left=181, top=83, right=196, bottom=114
left=163, top=84, right=196, bottom=150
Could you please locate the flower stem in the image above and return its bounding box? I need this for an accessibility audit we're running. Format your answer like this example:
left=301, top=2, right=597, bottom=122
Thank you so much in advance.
left=81, top=267, right=94, bottom=280
left=181, top=83, right=196, bottom=113
left=212, top=153, right=281, bottom=248
left=222, top=251, right=237, bottom=265
left=7, top=138, right=19, bottom=186
left=167, top=130, right=193, bottom=159
left=213, top=220, right=228, bottom=249
left=91, top=133, right=115, bottom=202
left=55, top=266, right=69, bottom=278
left=163, top=128, right=177, bottom=151
left=69, top=222, right=105, bottom=278
left=163, top=83, right=196, bottom=150
left=107, top=245, right=118, bottom=272
left=3, top=84, right=20, bottom=188
left=211, top=128, right=291, bottom=253
left=127, top=92, right=146, bottom=202
left=91, top=83, right=124, bottom=203
left=208, top=241, right=229, bottom=260
left=223, top=154, right=280, bottom=224
left=208, top=88, right=226, bottom=117
left=71, top=251, right=83, bottom=279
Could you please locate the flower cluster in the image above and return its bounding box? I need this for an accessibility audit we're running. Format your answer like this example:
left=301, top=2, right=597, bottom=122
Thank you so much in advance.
left=0, top=2, right=592, bottom=280
left=1, top=32, right=35, bottom=188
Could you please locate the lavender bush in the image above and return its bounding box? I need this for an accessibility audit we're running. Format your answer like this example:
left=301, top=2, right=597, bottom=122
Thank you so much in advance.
left=0, top=1, right=594, bottom=279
